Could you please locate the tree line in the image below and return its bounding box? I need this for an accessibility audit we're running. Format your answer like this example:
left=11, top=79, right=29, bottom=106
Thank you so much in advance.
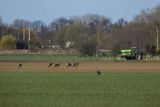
left=0, top=4, right=160, bottom=56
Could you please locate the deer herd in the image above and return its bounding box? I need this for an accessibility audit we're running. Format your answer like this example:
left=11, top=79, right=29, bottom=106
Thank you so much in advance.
left=47, top=62, right=79, bottom=68
left=16, top=62, right=101, bottom=75
left=17, top=62, right=79, bottom=69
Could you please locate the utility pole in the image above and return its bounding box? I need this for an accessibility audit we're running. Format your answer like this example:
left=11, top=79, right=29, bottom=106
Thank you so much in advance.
left=49, top=40, right=51, bottom=50
left=97, top=28, right=100, bottom=58
left=0, top=16, right=2, bottom=25
left=96, top=22, right=100, bottom=58
left=156, top=25, right=159, bottom=51
left=23, top=29, right=25, bottom=41
left=28, top=28, right=31, bottom=50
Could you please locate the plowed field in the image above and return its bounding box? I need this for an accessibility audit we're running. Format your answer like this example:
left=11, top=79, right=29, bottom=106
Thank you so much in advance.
left=0, top=61, right=160, bottom=72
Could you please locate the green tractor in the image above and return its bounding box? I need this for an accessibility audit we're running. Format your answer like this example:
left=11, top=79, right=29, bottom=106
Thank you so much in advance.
left=120, top=47, right=144, bottom=60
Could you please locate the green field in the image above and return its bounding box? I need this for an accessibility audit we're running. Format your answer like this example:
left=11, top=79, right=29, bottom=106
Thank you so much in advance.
left=0, top=54, right=160, bottom=61
left=0, top=54, right=117, bottom=61
left=0, top=72, right=160, bottom=107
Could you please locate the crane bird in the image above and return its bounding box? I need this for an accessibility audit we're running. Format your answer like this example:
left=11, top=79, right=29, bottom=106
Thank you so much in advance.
left=96, top=66, right=101, bottom=75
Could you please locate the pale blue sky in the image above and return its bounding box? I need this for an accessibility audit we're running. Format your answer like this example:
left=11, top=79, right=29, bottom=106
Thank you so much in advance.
left=0, top=0, right=160, bottom=24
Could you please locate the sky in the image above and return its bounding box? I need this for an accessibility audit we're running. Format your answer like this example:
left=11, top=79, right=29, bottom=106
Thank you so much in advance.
left=0, top=0, right=160, bottom=24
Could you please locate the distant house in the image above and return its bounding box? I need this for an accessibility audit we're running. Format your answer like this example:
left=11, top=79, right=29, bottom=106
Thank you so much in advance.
left=65, top=41, right=73, bottom=48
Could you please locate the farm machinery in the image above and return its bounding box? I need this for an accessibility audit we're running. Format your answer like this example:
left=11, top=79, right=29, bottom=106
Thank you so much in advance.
left=120, top=47, right=144, bottom=60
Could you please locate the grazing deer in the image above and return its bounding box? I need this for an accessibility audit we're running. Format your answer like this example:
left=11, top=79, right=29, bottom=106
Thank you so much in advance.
left=74, top=62, right=79, bottom=67
left=66, top=62, right=72, bottom=67
left=53, top=63, right=60, bottom=68
left=66, top=62, right=79, bottom=67
left=17, top=63, right=22, bottom=68
left=48, top=63, right=53, bottom=68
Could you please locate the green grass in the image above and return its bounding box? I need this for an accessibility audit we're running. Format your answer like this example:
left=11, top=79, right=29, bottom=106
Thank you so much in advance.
left=0, top=72, right=160, bottom=107
left=0, top=54, right=118, bottom=61
left=0, top=54, right=101, bottom=61
left=0, top=54, right=160, bottom=61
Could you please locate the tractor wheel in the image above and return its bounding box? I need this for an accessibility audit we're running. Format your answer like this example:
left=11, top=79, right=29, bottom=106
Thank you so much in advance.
left=126, top=57, right=130, bottom=60
left=126, top=56, right=131, bottom=60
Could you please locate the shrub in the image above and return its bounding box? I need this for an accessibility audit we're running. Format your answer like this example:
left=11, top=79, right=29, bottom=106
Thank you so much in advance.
left=0, top=35, right=16, bottom=50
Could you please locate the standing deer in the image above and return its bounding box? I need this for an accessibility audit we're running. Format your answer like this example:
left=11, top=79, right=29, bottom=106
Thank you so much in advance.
left=48, top=63, right=53, bottom=68
left=66, top=62, right=79, bottom=67
left=66, top=62, right=72, bottom=67
left=53, top=63, right=60, bottom=68
left=17, top=63, right=22, bottom=68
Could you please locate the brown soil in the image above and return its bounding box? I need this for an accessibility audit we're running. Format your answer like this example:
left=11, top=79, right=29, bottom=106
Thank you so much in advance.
left=0, top=61, right=160, bottom=72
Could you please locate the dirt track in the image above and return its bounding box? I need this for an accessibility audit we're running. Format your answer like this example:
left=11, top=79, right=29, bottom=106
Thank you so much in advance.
left=0, top=61, right=160, bottom=72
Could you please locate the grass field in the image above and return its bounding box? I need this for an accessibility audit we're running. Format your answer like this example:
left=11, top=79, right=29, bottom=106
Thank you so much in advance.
left=0, top=54, right=97, bottom=61
left=0, top=54, right=117, bottom=61
left=0, top=53, right=160, bottom=62
left=0, top=54, right=160, bottom=107
left=0, top=72, right=160, bottom=107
